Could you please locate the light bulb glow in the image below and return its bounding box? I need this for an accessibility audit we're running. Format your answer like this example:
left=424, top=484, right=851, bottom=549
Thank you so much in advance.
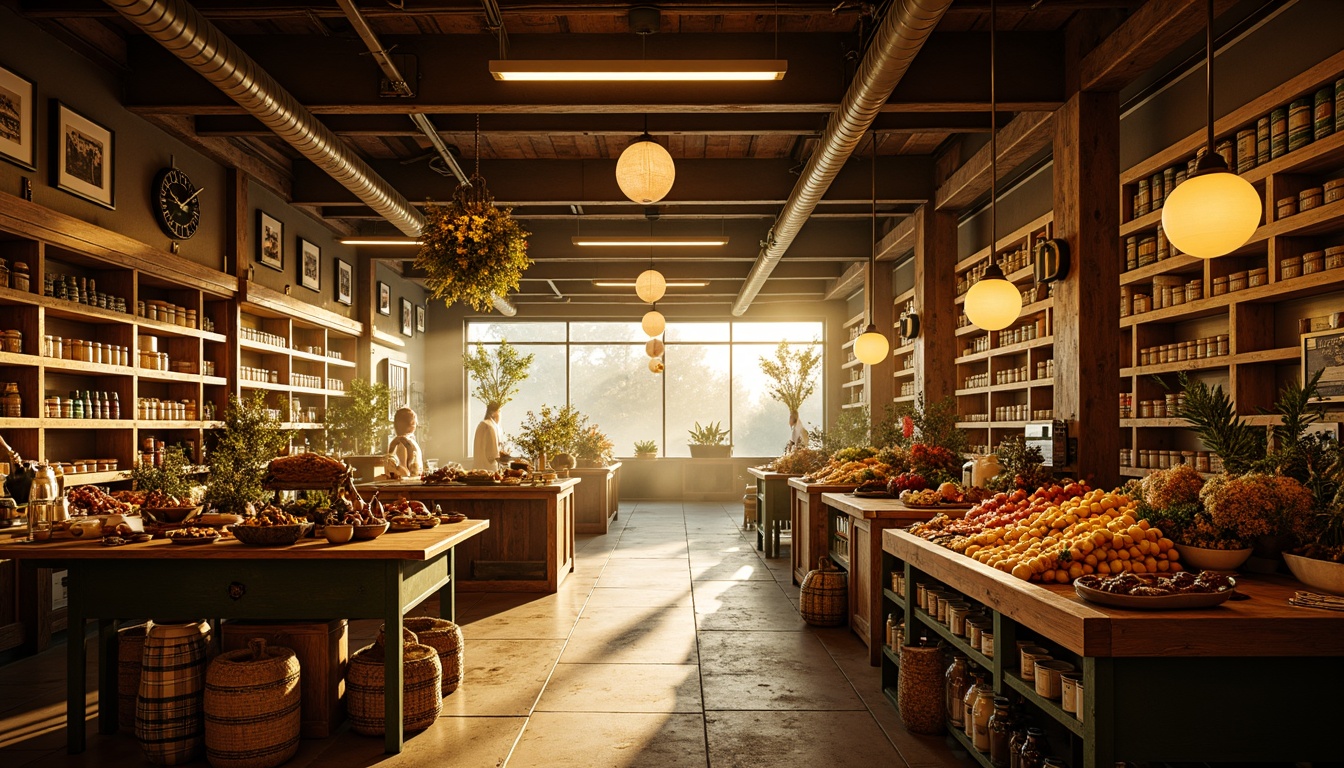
left=964, top=274, right=1022, bottom=331
left=1161, top=170, right=1261, bottom=259
left=854, top=327, right=890, bottom=365
left=616, top=137, right=675, bottom=205
left=635, top=269, right=667, bottom=303
left=645, top=338, right=664, bottom=358
left=641, top=310, right=666, bottom=337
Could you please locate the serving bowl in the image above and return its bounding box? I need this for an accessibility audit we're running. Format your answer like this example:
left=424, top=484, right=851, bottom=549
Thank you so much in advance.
left=353, top=521, right=390, bottom=540
left=324, top=524, right=354, bottom=544
left=1284, top=553, right=1344, bottom=596
left=230, top=522, right=311, bottom=546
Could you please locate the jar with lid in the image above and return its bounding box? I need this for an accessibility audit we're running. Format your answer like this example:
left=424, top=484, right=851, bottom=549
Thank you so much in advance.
left=12, top=262, right=29, bottom=292
left=1017, top=727, right=1049, bottom=768
left=971, top=684, right=995, bottom=751
left=988, top=697, right=1015, bottom=767
left=946, top=656, right=970, bottom=728
left=3, top=382, right=22, bottom=417
left=962, top=673, right=984, bottom=739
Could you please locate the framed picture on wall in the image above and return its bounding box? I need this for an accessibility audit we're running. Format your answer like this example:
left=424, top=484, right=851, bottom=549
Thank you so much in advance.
left=400, top=297, right=413, bottom=337
left=377, top=281, right=391, bottom=315
left=53, top=101, right=114, bottom=209
left=335, top=258, right=353, bottom=305
left=1303, top=328, right=1344, bottom=402
left=384, top=358, right=409, bottom=418
left=0, top=64, right=36, bottom=170
left=257, top=211, right=283, bottom=271
left=415, top=304, right=425, bottom=333
left=298, top=238, right=320, bottom=291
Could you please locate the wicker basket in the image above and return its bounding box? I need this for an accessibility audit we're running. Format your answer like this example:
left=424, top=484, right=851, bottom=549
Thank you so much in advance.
left=897, top=643, right=946, bottom=735
left=204, top=638, right=301, bottom=768
left=229, top=523, right=311, bottom=546
left=347, top=628, right=442, bottom=736
left=799, top=557, right=847, bottom=626
left=379, top=618, right=464, bottom=694
left=118, top=623, right=150, bottom=728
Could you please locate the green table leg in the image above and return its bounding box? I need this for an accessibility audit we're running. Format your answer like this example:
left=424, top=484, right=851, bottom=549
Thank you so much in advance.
left=67, top=586, right=85, bottom=754
left=384, top=561, right=404, bottom=754
left=439, top=549, right=456, bottom=623
left=1082, top=656, right=1114, bottom=768
left=98, top=619, right=118, bottom=734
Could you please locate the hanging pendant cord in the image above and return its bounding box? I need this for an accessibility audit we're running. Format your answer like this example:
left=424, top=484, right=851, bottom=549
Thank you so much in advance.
left=1205, top=0, right=1215, bottom=153
left=870, top=131, right=877, bottom=325
left=989, top=0, right=997, bottom=259
left=474, top=113, right=481, bottom=178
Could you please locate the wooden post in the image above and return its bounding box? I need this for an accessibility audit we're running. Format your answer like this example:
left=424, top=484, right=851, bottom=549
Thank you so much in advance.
left=913, top=203, right=957, bottom=405
left=1052, top=91, right=1120, bottom=489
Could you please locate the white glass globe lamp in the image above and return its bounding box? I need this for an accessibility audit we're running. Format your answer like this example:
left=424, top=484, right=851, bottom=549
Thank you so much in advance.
left=964, top=263, right=1022, bottom=331
left=635, top=269, right=667, bottom=303
left=616, top=134, right=675, bottom=205
left=641, top=310, right=666, bottom=337
left=1161, top=152, right=1261, bottom=259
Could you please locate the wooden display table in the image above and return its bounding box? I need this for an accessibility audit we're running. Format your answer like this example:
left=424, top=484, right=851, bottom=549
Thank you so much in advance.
left=361, top=479, right=578, bottom=593
left=0, top=520, right=488, bottom=756
left=747, top=469, right=798, bottom=558
left=787, top=478, right=856, bottom=585
left=570, top=463, right=621, bottom=534
left=882, top=529, right=1344, bottom=767
left=821, top=493, right=943, bottom=665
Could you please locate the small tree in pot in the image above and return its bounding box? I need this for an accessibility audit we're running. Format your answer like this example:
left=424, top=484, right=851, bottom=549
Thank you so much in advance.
left=205, top=392, right=292, bottom=514
left=759, top=340, right=821, bottom=453
left=688, top=421, right=731, bottom=458
left=573, top=422, right=615, bottom=467
left=510, top=404, right=582, bottom=470
left=324, top=378, right=392, bottom=480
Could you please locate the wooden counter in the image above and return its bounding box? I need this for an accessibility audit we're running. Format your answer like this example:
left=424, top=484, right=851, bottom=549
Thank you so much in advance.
left=0, top=520, right=489, bottom=756
left=787, top=478, right=856, bottom=585
left=881, top=528, right=1344, bottom=767
left=570, top=463, right=621, bottom=534
left=747, top=468, right=798, bottom=558
left=360, top=479, right=578, bottom=593
left=821, top=493, right=942, bottom=665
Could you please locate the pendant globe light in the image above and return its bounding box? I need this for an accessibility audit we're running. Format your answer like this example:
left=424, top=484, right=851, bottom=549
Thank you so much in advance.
left=1160, top=0, right=1261, bottom=259
left=617, top=131, right=675, bottom=205
left=642, top=308, right=666, bottom=337
left=963, top=0, right=1022, bottom=333
left=636, top=268, right=666, bottom=302
left=854, top=133, right=890, bottom=366
left=645, top=338, right=665, bottom=358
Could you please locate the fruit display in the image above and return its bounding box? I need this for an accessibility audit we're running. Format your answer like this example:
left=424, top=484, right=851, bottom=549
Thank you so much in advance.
left=66, top=485, right=132, bottom=515
left=142, top=491, right=196, bottom=510
left=236, top=506, right=305, bottom=526
left=854, top=480, right=891, bottom=495
left=900, top=489, right=944, bottom=507
left=386, top=498, right=441, bottom=529
left=264, top=452, right=348, bottom=486
left=422, top=463, right=467, bottom=484
left=886, top=473, right=928, bottom=494
left=757, top=448, right=829, bottom=475
left=1075, top=570, right=1230, bottom=596
left=911, top=482, right=1092, bottom=543
left=165, top=526, right=220, bottom=540
left=802, top=457, right=897, bottom=485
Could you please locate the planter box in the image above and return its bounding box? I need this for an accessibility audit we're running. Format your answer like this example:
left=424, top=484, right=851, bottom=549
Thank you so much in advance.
left=689, top=445, right=732, bottom=459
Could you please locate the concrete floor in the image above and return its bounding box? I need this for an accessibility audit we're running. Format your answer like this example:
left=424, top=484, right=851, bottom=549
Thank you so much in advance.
left=0, top=501, right=959, bottom=767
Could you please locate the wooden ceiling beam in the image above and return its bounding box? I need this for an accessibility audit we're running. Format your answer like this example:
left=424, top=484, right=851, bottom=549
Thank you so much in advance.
left=876, top=213, right=918, bottom=261
left=933, top=111, right=1053, bottom=211
left=1079, top=0, right=1239, bottom=92
left=822, top=262, right=865, bottom=301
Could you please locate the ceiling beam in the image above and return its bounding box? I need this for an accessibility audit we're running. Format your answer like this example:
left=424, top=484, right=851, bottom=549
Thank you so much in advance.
left=141, top=114, right=294, bottom=201
left=934, top=111, right=1053, bottom=211
left=876, top=212, right=919, bottom=261
left=822, top=262, right=865, bottom=301
left=1079, top=0, right=1239, bottom=92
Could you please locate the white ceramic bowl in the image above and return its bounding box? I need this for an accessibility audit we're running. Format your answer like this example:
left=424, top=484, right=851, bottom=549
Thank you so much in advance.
left=1175, top=544, right=1253, bottom=572
left=1284, top=553, right=1344, bottom=596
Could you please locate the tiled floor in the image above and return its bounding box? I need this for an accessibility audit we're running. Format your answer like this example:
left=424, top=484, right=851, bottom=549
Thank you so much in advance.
left=0, top=501, right=958, bottom=767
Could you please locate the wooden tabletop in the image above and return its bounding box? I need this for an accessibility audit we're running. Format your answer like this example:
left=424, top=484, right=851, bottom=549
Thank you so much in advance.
left=747, top=468, right=801, bottom=480
left=883, top=528, right=1344, bottom=658
left=822, top=492, right=947, bottom=521
left=360, top=478, right=580, bottom=498
left=787, top=478, right=858, bottom=493
left=0, top=520, right=489, bottom=562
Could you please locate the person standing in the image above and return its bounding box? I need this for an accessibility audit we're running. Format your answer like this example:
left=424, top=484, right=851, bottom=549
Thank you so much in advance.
left=786, top=409, right=808, bottom=453
left=383, top=407, right=423, bottom=479
left=472, top=403, right=504, bottom=470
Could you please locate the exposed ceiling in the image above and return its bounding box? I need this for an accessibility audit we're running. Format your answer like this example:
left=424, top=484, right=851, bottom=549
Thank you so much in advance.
left=14, top=0, right=1150, bottom=308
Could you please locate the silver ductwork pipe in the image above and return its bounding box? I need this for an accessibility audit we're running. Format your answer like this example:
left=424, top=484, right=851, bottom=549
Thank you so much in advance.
left=730, top=0, right=952, bottom=315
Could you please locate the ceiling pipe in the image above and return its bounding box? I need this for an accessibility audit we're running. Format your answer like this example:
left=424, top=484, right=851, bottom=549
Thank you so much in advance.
left=729, top=0, right=952, bottom=315
left=101, top=0, right=516, bottom=316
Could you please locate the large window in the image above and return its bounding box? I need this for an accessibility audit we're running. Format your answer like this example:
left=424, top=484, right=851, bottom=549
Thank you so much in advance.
left=464, top=320, right=823, bottom=458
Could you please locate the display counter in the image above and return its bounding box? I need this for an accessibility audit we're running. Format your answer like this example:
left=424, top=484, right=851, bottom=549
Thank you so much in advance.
left=360, top=479, right=578, bottom=593
left=787, top=478, right=856, bottom=585
left=746, top=468, right=797, bottom=558
left=881, top=528, right=1344, bottom=767
left=570, top=463, right=621, bottom=534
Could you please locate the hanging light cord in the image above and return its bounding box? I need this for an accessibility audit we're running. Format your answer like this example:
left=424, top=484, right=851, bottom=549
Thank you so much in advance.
left=1204, top=0, right=1215, bottom=153
left=989, top=0, right=997, bottom=266
left=869, top=130, right=877, bottom=327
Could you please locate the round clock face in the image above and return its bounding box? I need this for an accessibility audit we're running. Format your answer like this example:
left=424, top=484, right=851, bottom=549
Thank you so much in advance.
left=154, top=167, right=201, bottom=240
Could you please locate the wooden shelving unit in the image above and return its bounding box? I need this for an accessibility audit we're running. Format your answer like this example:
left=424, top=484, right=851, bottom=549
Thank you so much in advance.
left=952, top=212, right=1056, bottom=456
left=1115, top=53, right=1344, bottom=475
left=841, top=312, right=867, bottom=410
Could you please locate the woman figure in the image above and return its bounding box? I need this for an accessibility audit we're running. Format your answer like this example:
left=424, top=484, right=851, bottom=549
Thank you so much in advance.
left=785, top=410, right=808, bottom=453
left=384, top=407, right=423, bottom=480
left=472, top=402, right=505, bottom=470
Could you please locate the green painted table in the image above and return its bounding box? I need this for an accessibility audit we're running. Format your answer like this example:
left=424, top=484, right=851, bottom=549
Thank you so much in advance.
left=0, top=519, right=488, bottom=756
left=747, top=468, right=798, bottom=558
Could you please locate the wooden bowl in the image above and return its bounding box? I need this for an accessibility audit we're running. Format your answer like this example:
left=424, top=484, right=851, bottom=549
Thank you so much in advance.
left=353, top=521, right=389, bottom=540
left=230, top=523, right=310, bottom=546
left=145, top=504, right=202, bottom=523
left=324, top=524, right=354, bottom=544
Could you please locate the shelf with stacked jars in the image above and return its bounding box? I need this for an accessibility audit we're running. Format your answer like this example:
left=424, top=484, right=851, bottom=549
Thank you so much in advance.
left=892, top=287, right=917, bottom=404
left=1117, top=54, right=1344, bottom=477
left=841, top=311, right=868, bottom=410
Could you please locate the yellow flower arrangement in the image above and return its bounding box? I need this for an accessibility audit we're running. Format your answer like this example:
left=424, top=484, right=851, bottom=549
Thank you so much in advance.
left=415, top=176, right=531, bottom=312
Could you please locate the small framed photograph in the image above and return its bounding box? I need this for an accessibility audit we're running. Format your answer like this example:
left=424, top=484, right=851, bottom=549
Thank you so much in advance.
left=415, top=304, right=425, bottom=333
left=0, top=64, right=36, bottom=170
left=298, top=238, right=320, bottom=291
left=53, top=101, right=114, bottom=208
left=257, top=211, right=283, bottom=271
left=383, top=358, right=410, bottom=418
left=377, top=281, right=391, bottom=315
left=400, top=297, right=413, bottom=337
left=335, top=258, right=353, bottom=306
left=1303, top=327, right=1344, bottom=402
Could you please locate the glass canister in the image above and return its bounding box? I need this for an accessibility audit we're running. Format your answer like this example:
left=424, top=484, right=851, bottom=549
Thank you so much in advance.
left=988, top=697, right=1015, bottom=767
left=962, top=674, right=983, bottom=739
left=971, top=685, right=996, bottom=752
left=946, top=656, right=969, bottom=729
left=1018, top=727, right=1049, bottom=768
left=1009, top=727, right=1029, bottom=768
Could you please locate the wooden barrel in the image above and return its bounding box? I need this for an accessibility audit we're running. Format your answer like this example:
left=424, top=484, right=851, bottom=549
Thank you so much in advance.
left=347, top=629, right=442, bottom=736
left=379, top=617, right=464, bottom=694
left=137, top=620, right=212, bottom=765
left=118, top=623, right=149, bottom=729
left=799, top=557, right=847, bottom=627
left=204, top=638, right=301, bottom=768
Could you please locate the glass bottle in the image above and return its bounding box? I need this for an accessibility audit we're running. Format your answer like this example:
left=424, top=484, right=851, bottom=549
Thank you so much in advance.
left=1009, top=726, right=1029, bottom=768
left=962, top=673, right=983, bottom=739
left=988, top=697, right=1014, bottom=767
left=1018, top=728, right=1049, bottom=768
left=70, top=390, right=83, bottom=419
left=885, top=614, right=895, bottom=648
left=110, top=392, right=120, bottom=420
left=946, top=656, right=970, bottom=728
left=971, top=685, right=995, bottom=752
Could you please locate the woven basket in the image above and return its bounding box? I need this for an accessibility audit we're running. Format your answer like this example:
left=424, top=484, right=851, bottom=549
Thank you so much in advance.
left=229, top=523, right=310, bottom=546
left=204, top=638, right=301, bottom=768
left=119, top=623, right=149, bottom=729
left=379, top=618, right=464, bottom=694
left=897, top=643, right=946, bottom=735
left=347, top=628, right=442, bottom=736
left=799, top=557, right=847, bottom=626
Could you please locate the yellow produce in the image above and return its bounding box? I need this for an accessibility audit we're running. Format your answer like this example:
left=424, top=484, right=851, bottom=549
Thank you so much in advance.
left=960, top=488, right=1182, bottom=583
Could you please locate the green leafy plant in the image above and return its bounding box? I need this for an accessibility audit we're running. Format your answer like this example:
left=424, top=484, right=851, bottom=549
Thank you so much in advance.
left=986, top=435, right=1053, bottom=493
left=634, top=439, right=659, bottom=455
left=573, top=423, right=615, bottom=464
left=808, top=406, right=871, bottom=455
left=324, top=378, right=392, bottom=455
left=1173, top=372, right=1265, bottom=474
left=463, top=339, right=534, bottom=410
left=416, top=178, right=531, bottom=311
left=688, top=420, right=730, bottom=446
left=510, top=404, right=583, bottom=460
left=758, top=340, right=821, bottom=415
left=903, top=395, right=968, bottom=458
left=130, top=445, right=196, bottom=500
left=205, top=392, right=293, bottom=514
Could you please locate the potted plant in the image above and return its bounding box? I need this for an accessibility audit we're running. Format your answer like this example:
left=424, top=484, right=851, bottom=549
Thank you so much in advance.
left=688, top=421, right=731, bottom=459
left=204, top=392, right=292, bottom=514
left=759, top=340, right=821, bottom=453
left=130, top=444, right=198, bottom=501
left=573, top=423, right=615, bottom=468
left=634, top=440, right=659, bottom=459
left=462, top=339, right=534, bottom=413
left=324, top=378, right=392, bottom=480
left=510, top=404, right=582, bottom=470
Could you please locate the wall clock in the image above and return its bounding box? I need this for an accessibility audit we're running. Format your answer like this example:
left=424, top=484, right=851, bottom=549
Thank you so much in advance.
left=153, top=167, right=202, bottom=240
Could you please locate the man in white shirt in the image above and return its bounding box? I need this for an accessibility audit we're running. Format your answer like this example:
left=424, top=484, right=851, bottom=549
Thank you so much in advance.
left=472, top=403, right=504, bottom=470
left=786, top=409, right=808, bottom=453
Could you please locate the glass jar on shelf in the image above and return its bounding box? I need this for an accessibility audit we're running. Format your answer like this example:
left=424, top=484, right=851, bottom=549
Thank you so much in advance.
left=988, top=697, right=1016, bottom=767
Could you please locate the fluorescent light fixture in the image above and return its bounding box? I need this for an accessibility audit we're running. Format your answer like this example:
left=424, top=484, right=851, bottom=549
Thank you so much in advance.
left=571, top=236, right=730, bottom=247
left=339, top=237, right=423, bottom=246
left=592, top=280, right=709, bottom=288
left=489, top=59, right=787, bottom=82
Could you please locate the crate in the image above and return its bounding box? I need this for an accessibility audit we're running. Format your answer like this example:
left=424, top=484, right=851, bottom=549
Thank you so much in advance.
left=221, top=619, right=348, bottom=738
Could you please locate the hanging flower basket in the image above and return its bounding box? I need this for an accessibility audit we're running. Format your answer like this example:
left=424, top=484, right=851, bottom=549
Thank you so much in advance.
left=416, top=175, right=531, bottom=312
